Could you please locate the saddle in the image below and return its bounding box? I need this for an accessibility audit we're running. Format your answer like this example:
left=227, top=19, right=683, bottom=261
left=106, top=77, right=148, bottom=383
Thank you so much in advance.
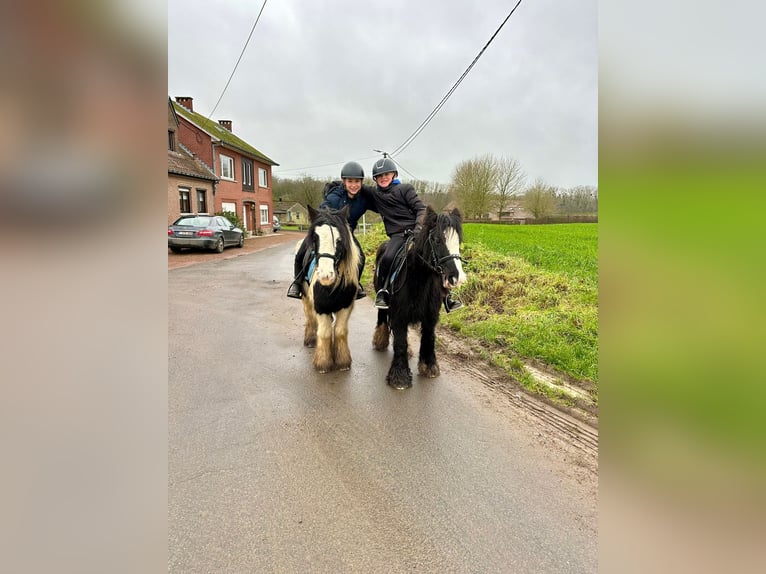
left=382, top=234, right=415, bottom=289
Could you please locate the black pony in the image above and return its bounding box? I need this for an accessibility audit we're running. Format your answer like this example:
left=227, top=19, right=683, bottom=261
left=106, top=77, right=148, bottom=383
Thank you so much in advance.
left=299, top=205, right=361, bottom=373
left=372, top=206, right=466, bottom=389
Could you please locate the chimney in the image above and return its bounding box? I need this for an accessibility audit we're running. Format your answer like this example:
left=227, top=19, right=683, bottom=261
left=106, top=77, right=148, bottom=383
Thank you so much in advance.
left=175, top=96, right=193, bottom=112
left=218, top=120, right=232, bottom=132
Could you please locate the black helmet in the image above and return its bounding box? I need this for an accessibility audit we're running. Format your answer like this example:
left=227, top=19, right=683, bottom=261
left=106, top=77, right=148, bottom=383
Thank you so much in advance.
left=372, top=157, right=398, bottom=178
left=340, top=161, right=364, bottom=179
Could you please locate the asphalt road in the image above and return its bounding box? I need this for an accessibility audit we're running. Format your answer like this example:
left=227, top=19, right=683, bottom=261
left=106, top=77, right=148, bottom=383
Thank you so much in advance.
left=169, top=239, right=598, bottom=573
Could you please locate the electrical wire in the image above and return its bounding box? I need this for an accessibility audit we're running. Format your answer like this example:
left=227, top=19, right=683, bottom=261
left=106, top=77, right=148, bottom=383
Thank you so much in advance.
left=207, top=0, right=269, bottom=120
left=274, top=155, right=379, bottom=175
left=390, top=0, right=523, bottom=159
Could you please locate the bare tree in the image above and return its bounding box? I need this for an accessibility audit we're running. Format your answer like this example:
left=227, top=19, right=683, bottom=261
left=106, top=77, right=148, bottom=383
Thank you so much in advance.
left=494, top=156, right=526, bottom=218
left=297, top=174, right=324, bottom=208
left=556, top=185, right=598, bottom=214
left=410, top=178, right=453, bottom=212
left=522, top=178, right=557, bottom=219
left=451, top=155, right=496, bottom=219
left=272, top=174, right=324, bottom=208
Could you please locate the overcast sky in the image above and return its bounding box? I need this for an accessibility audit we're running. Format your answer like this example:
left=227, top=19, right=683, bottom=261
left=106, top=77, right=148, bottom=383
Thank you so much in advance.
left=168, top=0, right=597, bottom=188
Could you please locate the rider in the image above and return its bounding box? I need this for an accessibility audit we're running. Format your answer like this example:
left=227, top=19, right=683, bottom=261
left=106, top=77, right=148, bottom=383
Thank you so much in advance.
left=286, top=161, right=371, bottom=300
left=368, top=157, right=463, bottom=313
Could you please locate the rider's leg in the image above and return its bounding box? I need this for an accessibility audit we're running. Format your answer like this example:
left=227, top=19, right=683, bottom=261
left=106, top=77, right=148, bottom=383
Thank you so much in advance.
left=287, top=238, right=310, bottom=299
left=354, top=236, right=366, bottom=299
left=374, top=234, right=405, bottom=309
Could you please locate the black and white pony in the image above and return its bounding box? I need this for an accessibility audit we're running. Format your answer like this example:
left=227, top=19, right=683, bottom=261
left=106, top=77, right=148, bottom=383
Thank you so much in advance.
left=372, top=206, right=466, bottom=389
left=299, top=205, right=361, bottom=373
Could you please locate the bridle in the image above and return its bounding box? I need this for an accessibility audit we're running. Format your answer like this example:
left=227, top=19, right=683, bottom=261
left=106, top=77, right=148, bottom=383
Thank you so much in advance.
left=417, top=229, right=463, bottom=278
left=314, top=225, right=343, bottom=269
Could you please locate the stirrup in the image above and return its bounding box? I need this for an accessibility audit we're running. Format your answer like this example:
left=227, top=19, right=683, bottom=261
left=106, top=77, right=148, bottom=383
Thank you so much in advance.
left=444, top=295, right=463, bottom=313
left=374, top=289, right=390, bottom=309
left=356, top=286, right=367, bottom=300
left=287, top=282, right=303, bottom=299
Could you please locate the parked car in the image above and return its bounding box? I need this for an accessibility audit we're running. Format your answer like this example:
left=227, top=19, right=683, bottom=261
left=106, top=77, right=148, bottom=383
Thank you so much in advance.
left=168, top=215, right=244, bottom=253
left=272, top=216, right=281, bottom=232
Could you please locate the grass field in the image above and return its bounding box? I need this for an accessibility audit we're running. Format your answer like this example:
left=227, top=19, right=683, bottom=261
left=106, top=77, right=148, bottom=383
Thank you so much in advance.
left=466, top=223, right=598, bottom=285
left=358, top=222, right=598, bottom=408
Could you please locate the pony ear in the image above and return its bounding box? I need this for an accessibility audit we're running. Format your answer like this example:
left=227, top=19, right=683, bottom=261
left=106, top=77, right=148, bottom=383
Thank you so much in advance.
left=308, top=205, right=319, bottom=222
left=424, top=205, right=437, bottom=226
left=338, top=204, right=351, bottom=220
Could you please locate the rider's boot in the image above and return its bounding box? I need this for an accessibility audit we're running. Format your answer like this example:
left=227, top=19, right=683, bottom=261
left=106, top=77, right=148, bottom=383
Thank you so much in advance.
left=374, top=289, right=390, bottom=309
left=287, top=279, right=303, bottom=299
left=443, top=292, right=463, bottom=313
left=356, top=285, right=367, bottom=300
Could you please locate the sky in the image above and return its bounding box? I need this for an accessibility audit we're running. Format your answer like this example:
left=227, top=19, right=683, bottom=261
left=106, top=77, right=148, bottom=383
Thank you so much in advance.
left=168, top=0, right=597, bottom=188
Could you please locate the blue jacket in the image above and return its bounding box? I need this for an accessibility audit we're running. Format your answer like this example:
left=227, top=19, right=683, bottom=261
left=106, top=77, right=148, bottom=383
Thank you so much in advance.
left=320, top=182, right=373, bottom=231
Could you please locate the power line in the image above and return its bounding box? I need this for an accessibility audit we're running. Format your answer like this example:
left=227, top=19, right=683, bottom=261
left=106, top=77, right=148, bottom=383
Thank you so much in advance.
left=390, top=0, right=523, bottom=159
left=207, top=0, right=269, bottom=120
left=391, top=158, right=417, bottom=180
left=274, top=155, right=379, bottom=175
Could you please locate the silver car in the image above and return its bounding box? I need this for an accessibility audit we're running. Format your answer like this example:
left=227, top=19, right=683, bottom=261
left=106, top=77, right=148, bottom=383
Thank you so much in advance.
left=168, top=215, right=244, bottom=253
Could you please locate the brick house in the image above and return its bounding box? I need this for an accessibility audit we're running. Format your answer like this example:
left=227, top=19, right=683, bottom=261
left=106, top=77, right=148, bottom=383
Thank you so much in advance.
left=168, top=99, right=218, bottom=224
left=171, top=96, right=279, bottom=234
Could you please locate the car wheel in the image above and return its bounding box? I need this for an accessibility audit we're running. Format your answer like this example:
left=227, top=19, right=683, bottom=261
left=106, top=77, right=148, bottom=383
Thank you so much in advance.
left=236, top=234, right=244, bottom=248
left=214, top=236, right=224, bottom=253
left=170, top=246, right=182, bottom=254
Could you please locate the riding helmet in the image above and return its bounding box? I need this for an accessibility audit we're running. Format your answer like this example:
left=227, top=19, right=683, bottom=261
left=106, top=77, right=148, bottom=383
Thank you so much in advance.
left=372, top=157, right=398, bottom=178
left=340, top=161, right=365, bottom=179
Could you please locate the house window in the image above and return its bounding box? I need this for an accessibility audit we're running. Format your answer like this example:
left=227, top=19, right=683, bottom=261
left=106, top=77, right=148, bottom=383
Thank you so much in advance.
left=179, top=187, right=191, bottom=213
left=221, top=201, right=236, bottom=217
left=258, top=167, right=268, bottom=187
left=242, top=159, right=254, bottom=191
left=196, top=189, right=207, bottom=213
left=260, top=205, right=269, bottom=225
left=168, top=130, right=175, bottom=151
left=220, top=154, right=234, bottom=180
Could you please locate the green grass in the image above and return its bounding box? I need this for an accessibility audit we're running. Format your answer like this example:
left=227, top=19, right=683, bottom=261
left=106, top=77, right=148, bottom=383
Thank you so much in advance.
left=466, top=223, right=598, bottom=286
left=357, top=223, right=598, bottom=405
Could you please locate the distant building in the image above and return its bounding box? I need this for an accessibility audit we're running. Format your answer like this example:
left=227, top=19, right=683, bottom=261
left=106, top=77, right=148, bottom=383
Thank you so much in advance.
left=274, top=201, right=309, bottom=226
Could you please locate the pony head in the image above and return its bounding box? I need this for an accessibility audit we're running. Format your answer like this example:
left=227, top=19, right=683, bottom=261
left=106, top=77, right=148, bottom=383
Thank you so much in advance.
left=426, top=207, right=466, bottom=290
left=307, top=205, right=356, bottom=287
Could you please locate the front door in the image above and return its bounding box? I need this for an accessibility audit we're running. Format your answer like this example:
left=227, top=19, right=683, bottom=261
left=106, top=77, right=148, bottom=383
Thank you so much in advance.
left=246, top=204, right=255, bottom=234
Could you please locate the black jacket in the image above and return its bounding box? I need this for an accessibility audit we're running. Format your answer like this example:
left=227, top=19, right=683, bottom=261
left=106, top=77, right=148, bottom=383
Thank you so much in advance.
left=365, top=182, right=426, bottom=237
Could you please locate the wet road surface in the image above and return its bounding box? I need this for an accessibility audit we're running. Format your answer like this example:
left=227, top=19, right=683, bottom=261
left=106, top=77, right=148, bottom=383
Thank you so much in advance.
left=169, top=240, right=597, bottom=573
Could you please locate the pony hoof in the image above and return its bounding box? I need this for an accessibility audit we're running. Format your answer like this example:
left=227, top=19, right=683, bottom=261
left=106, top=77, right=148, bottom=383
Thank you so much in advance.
left=372, top=325, right=390, bottom=351
left=386, top=374, right=412, bottom=389
left=418, top=362, right=440, bottom=378
left=387, top=380, right=412, bottom=390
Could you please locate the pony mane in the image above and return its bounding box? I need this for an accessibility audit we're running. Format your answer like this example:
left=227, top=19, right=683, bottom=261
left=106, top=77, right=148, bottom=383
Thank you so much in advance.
left=412, top=206, right=463, bottom=252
